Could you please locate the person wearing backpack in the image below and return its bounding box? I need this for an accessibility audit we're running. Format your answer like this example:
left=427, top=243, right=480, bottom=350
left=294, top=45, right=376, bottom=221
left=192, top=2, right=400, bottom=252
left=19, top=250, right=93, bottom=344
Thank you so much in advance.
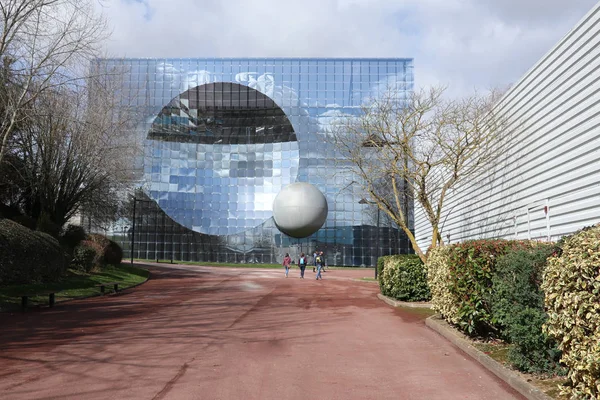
left=298, top=253, right=307, bottom=278
left=315, top=251, right=324, bottom=280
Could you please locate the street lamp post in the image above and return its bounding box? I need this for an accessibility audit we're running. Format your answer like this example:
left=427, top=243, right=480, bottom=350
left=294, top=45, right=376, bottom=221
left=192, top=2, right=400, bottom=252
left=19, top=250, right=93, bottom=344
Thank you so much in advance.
left=131, top=196, right=136, bottom=265
left=359, top=198, right=380, bottom=279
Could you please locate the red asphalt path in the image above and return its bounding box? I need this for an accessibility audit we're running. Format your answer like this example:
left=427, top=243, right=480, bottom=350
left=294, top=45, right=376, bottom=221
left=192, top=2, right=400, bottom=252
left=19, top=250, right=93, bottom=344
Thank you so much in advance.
left=0, top=263, right=524, bottom=400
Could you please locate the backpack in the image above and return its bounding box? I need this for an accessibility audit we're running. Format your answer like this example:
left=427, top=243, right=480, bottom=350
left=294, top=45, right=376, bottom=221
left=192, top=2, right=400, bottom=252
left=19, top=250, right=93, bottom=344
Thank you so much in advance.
left=316, top=255, right=322, bottom=264
left=300, top=257, right=306, bottom=265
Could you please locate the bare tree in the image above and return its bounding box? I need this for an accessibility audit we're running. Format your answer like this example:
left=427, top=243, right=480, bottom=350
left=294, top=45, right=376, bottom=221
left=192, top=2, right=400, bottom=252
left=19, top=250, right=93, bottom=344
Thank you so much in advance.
left=0, top=0, right=108, bottom=165
left=3, top=63, right=141, bottom=231
left=332, top=86, right=509, bottom=262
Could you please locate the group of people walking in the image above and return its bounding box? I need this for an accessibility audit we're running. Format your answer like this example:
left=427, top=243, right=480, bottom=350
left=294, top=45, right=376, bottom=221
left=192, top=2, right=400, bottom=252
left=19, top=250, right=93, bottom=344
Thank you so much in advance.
left=282, top=251, right=326, bottom=280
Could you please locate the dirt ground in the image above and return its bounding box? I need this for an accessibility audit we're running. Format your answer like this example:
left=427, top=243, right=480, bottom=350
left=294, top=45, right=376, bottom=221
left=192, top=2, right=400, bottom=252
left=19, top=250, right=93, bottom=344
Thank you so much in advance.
left=0, top=263, right=525, bottom=400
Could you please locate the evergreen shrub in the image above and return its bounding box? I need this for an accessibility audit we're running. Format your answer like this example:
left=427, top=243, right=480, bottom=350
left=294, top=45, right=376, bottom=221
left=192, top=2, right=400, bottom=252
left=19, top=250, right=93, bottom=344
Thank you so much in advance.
left=0, top=218, right=66, bottom=284
left=426, top=239, right=530, bottom=336
left=88, top=233, right=123, bottom=266
left=10, top=214, right=36, bottom=230
left=377, top=256, right=385, bottom=290
left=426, top=245, right=458, bottom=322
left=491, top=245, right=564, bottom=374
left=71, top=243, right=98, bottom=272
left=60, top=224, right=87, bottom=250
left=543, top=225, right=600, bottom=399
left=379, top=255, right=430, bottom=302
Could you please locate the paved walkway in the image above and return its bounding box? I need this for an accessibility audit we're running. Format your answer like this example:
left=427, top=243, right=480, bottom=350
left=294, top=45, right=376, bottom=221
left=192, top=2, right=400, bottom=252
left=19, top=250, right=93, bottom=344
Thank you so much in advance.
left=0, top=263, right=524, bottom=400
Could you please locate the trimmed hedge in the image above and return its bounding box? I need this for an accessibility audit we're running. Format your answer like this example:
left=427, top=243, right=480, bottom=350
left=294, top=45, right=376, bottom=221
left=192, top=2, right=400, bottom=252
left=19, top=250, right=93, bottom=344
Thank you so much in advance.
left=543, top=225, right=600, bottom=399
left=87, top=233, right=123, bottom=266
left=60, top=224, right=87, bottom=250
left=426, top=239, right=531, bottom=337
left=426, top=245, right=459, bottom=322
left=377, top=256, right=385, bottom=291
left=491, top=245, right=564, bottom=374
left=0, top=218, right=66, bottom=284
left=71, top=243, right=98, bottom=272
left=379, top=255, right=430, bottom=302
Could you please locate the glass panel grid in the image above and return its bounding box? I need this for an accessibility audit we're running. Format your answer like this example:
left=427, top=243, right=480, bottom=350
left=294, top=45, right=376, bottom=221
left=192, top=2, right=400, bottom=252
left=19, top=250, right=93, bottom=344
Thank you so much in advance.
left=114, top=58, right=414, bottom=266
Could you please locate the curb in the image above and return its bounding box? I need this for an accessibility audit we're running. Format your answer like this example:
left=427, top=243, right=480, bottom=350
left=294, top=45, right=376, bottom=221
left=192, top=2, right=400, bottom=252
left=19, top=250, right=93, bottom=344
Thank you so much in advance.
left=59, top=266, right=152, bottom=303
left=58, top=272, right=151, bottom=304
left=425, top=315, right=553, bottom=400
left=118, top=269, right=152, bottom=293
left=377, top=293, right=432, bottom=309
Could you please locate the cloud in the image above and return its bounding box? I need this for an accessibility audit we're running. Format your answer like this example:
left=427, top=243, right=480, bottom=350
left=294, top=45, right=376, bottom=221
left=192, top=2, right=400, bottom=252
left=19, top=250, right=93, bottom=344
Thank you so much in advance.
left=97, top=0, right=599, bottom=96
left=473, top=0, right=597, bottom=23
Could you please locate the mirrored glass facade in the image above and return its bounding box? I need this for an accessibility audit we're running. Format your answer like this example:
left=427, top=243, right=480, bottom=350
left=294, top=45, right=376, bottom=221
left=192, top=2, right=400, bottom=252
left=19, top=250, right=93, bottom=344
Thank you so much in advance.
left=106, top=58, right=414, bottom=266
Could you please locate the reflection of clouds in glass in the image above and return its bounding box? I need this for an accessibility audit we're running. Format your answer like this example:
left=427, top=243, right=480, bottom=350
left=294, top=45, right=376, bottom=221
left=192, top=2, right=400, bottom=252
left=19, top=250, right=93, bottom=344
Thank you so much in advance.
left=145, top=141, right=299, bottom=235
left=156, top=61, right=181, bottom=89
left=250, top=74, right=275, bottom=97
left=314, top=106, right=366, bottom=227
left=234, top=72, right=258, bottom=83
left=185, top=70, right=214, bottom=88
left=236, top=73, right=310, bottom=112
left=369, top=73, right=413, bottom=102
left=115, top=58, right=416, bottom=264
left=316, top=109, right=352, bottom=127
left=236, top=72, right=275, bottom=98
left=155, top=64, right=216, bottom=91
left=143, top=62, right=410, bottom=234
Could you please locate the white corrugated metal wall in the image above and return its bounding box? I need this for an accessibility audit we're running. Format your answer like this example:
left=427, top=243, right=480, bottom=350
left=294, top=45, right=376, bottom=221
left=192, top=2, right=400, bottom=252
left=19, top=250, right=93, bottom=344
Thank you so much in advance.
left=415, top=4, right=600, bottom=250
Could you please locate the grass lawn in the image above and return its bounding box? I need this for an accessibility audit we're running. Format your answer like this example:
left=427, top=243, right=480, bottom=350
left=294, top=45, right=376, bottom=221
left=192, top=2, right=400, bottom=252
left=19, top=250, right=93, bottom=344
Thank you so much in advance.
left=0, top=264, right=149, bottom=311
left=135, top=258, right=368, bottom=270
left=400, top=306, right=436, bottom=318
left=472, top=340, right=568, bottom=399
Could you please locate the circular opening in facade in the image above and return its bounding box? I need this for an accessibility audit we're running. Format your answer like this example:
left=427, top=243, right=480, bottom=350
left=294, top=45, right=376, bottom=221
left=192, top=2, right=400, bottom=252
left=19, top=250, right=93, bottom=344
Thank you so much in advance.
left=145, top=83, right=300, bottom=235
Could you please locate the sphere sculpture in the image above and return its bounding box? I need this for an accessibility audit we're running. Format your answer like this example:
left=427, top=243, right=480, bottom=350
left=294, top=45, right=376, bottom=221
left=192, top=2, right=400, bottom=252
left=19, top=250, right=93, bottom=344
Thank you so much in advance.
left=272, top=182, right=328, bottom=238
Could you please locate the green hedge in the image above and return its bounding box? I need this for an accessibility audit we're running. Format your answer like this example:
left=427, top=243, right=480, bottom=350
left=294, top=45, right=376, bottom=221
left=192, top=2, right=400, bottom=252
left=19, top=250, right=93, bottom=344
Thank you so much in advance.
left=60, top=224, right=87, bottom=250
left=0, top=218, right=66, bottom=284
left=87, top=233, right=123, bottom=267
left=377, top=256, right=385, bottom=291
left=379, top=255, right=430, bottom=302
left=543, top=225, right=600, bottom=399
left=427, top=246, right=459, bottom=323
left=71, top=243, right=98, bottom=272
left=490, top=245, right=564, bottom=374
left=426, top=239, right=531, bottom=337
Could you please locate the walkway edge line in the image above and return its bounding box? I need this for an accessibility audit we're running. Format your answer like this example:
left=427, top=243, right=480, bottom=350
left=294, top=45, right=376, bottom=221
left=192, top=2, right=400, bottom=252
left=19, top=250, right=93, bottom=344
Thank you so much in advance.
left=425, top=315, right=554, bottom=400
left=376, top=293, right=432, bottom=308
left=57, top=266, right=151, bottom=304
left=0, top=266, right=152, bottom=313
left=52, top=266, right=151, bottom=308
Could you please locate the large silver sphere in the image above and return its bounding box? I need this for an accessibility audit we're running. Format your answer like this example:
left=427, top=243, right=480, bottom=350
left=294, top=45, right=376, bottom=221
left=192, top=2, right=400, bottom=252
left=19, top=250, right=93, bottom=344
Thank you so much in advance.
left=272, top=182, right=328, bottom=238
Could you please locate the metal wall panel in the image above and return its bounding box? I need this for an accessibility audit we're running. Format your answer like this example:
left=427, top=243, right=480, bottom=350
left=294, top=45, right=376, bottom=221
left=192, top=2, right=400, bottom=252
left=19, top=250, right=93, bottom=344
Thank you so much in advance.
left=416, top=4, right=600, bottom=248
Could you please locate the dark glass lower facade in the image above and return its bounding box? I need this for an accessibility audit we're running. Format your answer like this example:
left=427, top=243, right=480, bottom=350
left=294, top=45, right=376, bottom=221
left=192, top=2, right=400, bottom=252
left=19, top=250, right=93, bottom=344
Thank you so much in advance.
left=102, top=58, right=414, bottom=266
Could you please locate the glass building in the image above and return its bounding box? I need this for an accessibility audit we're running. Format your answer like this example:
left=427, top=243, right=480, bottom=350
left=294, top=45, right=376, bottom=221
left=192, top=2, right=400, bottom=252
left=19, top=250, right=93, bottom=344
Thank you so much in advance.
left=104, top=58, right=414, bottom=266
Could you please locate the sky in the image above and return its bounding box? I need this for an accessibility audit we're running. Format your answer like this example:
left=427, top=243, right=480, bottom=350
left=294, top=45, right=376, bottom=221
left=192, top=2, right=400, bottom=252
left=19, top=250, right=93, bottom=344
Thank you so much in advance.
left=98, top=0, right=599, bottom=97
